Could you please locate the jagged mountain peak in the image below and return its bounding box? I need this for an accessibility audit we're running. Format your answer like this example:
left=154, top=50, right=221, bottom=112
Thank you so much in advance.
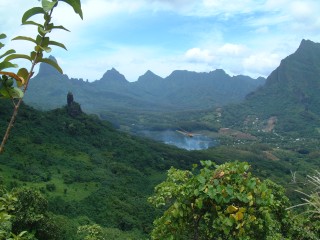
left=289, top=39, right=320, bottom=61
left=25, top=54, right=266, bottom=112
left=36, top=55, right=60, bottom=77
left=99, top=68, right=128, bottom=84
left=144, top=70, right=157, bottom=76
left=297, top=39, right=317, bottom=51
left=166, top=70, right=200, bottom=80
left=265, top=39, right=320, bottom=87
left=137, top=70, right=163, bottom=82
left=209, top=69, right=229, bottom=78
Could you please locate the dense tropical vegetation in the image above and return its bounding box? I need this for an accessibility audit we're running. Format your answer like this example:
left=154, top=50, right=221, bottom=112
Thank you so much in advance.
left=1, top=0, right=320, bottom=239
left=149, top=161, right=319, bottom=239
left=1, top=96, right=319, bottom=238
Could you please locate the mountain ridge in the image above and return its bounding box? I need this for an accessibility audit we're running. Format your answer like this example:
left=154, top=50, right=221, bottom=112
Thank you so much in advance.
left=221, top=39, right=320, bottom=136
left=24, top=62, right=265, bottom=115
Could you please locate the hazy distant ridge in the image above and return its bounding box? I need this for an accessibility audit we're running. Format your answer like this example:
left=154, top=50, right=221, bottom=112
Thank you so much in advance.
left=24, top=63, right=265, bottom=114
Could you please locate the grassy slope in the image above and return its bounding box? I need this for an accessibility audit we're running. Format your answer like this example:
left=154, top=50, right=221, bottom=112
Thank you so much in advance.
left=1, top=99, right=319, bottom=238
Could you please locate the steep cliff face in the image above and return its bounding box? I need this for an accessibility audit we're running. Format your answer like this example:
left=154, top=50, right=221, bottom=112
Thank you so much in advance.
left=223, top=39, right=320, bottom=135
left=248, top=39, right=320, bottom=113
left=266, top=40, right=320, bottom=89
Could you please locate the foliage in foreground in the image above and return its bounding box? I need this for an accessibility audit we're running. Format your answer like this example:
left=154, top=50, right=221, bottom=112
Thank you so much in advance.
left=288, top=171, right=320, bottom=238
left=149, top=161, right=319, bottom=240
left=0, top=186, right=147, bottom=240
left=294, top=171, right=320, bottom=217
left=0, top=0, right=82, bottom=152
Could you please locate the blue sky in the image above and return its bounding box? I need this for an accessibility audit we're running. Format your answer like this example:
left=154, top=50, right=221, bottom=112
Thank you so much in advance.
left=1, top=0, right=320, bottom=81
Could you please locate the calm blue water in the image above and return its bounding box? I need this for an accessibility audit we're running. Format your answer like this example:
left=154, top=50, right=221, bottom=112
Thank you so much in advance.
left=140, top=130, right=218, bottom=150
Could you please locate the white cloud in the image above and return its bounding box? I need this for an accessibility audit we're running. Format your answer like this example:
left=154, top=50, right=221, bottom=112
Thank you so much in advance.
left=242, top=53, right=281, bottom=77
left=290, top=1, right=314, bottom=20
left=58, top=0, right=144, bottom=23
left=218, top=43, right=246, bottom=56
left=58, top=45, right=174, bottom=81
left=2, top=0, right=320, bottom=82
left=185, top=48, right=215, bottom=63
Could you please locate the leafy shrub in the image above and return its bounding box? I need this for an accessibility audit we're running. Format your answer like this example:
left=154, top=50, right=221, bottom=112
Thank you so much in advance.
left=149, top=161, right=295, bottom=240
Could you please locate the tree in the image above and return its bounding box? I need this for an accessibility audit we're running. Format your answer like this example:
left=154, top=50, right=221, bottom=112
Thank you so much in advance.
left=77, top=224, right=105, bottom=240
left=148, top=161, right=294, bottom=240
left=9, top=187, right=68, bottom=240
left=0, top=0, right=83, bottom=153
left=0, top=187, right=36, bottom=239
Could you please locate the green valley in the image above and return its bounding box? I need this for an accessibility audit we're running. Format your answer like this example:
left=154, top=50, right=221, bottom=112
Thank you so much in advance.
left=1, top=5, right=320, bottom=236
left=1, top=88, right=320, bottom=238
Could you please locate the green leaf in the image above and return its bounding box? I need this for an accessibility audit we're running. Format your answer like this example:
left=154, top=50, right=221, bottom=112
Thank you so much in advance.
left=40, top=46, right=52, bottom=53
left=0, top=61, right=18, bottom=71
left=42, top=0, right=57, bottom=12
left=49, top=40, right=67, bottom=50
left=233, top=211, right=244, bottom=221
left=194, top=189, right=199, bottom=196
left=207, top=186, right=216, bottom=199
left=0, top=71, right=26, bottom=86
left=17, top=68, right=29, bottom=87
left=0, top=87, right=10, bottom=98
left=4, top=54, right=32, bottom=62
left=18, top=231, right=28, bottom=237
left=22, top=20, right=42, bottom=28
left=226, top=205, right=238, bottom=214
left=36, top=35, right=43, bottom=45
left=0, top=34, right=6, bottom=50
left=0, top=49, right=16, bottom=59
left=61, top=0, right=83, bottom=19
left=34, top=45, right=42, bottom=52
left=51, top=25, right=70, bottom=32
left=30, top=51, right=37, bottom=60
left=42, top=37, right=50, bottom=47
left=197, top=175, right=206, bottom=184
left=0, top=84, right=22, bottom=99
left=195, top=198, right=203, bottom=209
left=9, top=87, right=24, bottom=98
left=38, top=26, right=46, bottom=36
left=12, top=36, right=37, bottom=44
left=38, top=58, right=62, bottom=73
left=22, top=7, right=45, bottom=23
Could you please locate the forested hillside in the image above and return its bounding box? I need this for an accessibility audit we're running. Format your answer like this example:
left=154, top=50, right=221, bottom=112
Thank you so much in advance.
left=0, top=98, right=219, bottom=238
left=1, top=94, right=320, bottom=238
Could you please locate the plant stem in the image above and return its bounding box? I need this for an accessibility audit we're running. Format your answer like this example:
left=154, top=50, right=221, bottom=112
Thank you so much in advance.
left=0, top=7, right=55, bottom=153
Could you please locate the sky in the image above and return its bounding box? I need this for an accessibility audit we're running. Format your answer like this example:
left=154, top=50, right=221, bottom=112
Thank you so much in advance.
left=1, top=0, right=320, bottom=82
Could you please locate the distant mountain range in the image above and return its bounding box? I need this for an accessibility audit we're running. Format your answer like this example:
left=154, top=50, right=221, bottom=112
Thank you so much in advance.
left=24, top=59, right=265, bottom=114
left=24, top=39, right=320, bottom=137
left=221, top=39, right=320, bottom=136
